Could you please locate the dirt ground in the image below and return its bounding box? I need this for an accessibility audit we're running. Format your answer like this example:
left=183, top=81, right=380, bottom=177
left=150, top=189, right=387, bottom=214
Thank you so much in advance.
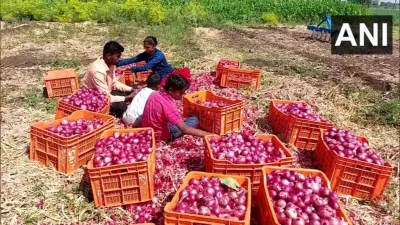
left=1, top=21, right=399, bottom=225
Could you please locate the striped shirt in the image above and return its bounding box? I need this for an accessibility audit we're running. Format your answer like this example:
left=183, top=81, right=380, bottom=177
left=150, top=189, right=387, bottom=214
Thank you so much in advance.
left=117, top=49, right=174, bottom=79
left=141, top=89, right=183, bottom=142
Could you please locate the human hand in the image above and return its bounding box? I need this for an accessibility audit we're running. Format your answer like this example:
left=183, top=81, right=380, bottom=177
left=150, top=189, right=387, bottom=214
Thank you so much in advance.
left=125, top=92, right=136, bottom=102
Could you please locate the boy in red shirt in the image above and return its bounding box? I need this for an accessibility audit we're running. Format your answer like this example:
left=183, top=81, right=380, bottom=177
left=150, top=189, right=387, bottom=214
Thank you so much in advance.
left=141, top=74, right=212, bottom=142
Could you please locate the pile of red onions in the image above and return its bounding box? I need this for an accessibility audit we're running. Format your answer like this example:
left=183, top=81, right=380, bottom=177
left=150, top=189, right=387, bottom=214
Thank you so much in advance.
left=323, top=128, right=385, bottom=165
left=197, top=100, right=230, bottom=108
left=208, top=131, right=286, bottom=164
left=276, top=103, right=328, bottom=122
left=267, top=169, right=349, bottom=225
left=219, top=61, right=239, bottom=68
left=47, top=118, right=105, bottom=137
left=62, top=89, right=108, bottom=112
left=126, top=197, right=159, bottom=224
left=174, top=176, right=248, bottom=220
left=93, top=130, right=153, bottom=168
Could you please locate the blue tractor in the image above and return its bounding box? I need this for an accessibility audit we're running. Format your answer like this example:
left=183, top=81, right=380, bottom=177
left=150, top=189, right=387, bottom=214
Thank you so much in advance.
left=307, top=14, right=338, bottom=42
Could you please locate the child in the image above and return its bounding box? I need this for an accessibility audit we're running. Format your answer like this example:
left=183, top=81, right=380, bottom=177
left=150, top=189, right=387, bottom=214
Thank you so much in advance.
left=82, top=41, right=136, bottom=118
left=141, top=74, right=212, bottom=142
left=122, top=72, right=161, bottom=127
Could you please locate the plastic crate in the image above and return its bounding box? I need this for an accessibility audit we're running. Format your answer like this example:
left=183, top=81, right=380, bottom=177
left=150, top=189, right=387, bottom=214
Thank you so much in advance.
left=87, top=128, right=156, bottom=208
left=315, top=130, right=393, bottom=199
left=267, top=100, right=333, bottom=150
left=220, top=67, right=261, bottom=90
left=44, top=69, right=79, bottom=98
left=55, top=93, right=111, bottom=120
left=204, top=134, right=294, bottom=195
left=164, top=171, right=251, bottom=225
left=29, top=110, right=115, bottom=174
left=183, top=90, right=245, bottom=135
left=216, top=59, right=241, bottom=81
left=257, top=166, right=353, bottom=225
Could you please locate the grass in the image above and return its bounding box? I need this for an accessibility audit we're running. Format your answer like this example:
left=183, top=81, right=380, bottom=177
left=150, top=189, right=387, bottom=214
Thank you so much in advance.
left=363, top=98, right=400, bottom=126
left=22, top=89, right=58, bottom=113
left=371, top=7, right=400, bottom=25
left=47, top=59, right=82, bottom=69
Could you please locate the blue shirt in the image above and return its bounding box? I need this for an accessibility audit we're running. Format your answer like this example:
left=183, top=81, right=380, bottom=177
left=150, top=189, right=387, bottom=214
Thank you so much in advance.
left=117, top=49, right=174, bottom=79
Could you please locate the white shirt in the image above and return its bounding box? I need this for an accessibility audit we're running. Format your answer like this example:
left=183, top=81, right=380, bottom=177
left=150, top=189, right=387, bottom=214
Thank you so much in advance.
left=122, top=87, right=155, bottom=125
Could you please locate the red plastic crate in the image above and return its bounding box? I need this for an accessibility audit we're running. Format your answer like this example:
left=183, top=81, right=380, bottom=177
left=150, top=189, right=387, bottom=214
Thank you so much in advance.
left=183, top=90, right=245, bottom=135
left=220, top=67, right=261, bottom=90
left=55, top=92, right=111, bottom=120
left=87, top=128, right=156, bottom=208
left=44, top=69, right=79, bottom=98
left=204, top=134, right=294, bottom=195
left=267, top=100, right=333, bottom=150
left=257, top=166, right=353, bottom=225
left=29, top=110, right=115, bottom=174
left=216, top=59, right=241, bottom=81
left=164, top=171, right=251, bottom=225
left=315, top=129, right=393, bottom=200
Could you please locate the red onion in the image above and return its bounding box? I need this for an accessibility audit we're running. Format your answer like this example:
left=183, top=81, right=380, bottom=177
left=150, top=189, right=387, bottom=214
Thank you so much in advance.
left=197, top=100, right=230, bottom=108
left=173, top=176, right=248, bottom=220
left=47, top=118, right=104, bottom=137
left=323, top=128, right=386, bottom=165
left=208, top=130, right=286, bottom=164
left=266, top=169, right=349, bottom=225
left=62, top=89, right=108, bottom=112
left=276, top=102, right=328, bottom=122
left=93, top=130, right=153, bottom=168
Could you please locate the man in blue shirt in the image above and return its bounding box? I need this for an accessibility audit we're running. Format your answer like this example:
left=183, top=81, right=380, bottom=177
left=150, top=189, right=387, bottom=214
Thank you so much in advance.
left=117, top=36, right=174, bottom=79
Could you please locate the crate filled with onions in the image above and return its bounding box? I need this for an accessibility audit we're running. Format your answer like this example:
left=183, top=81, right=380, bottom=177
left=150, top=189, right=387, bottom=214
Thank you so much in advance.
left=29, top=110, right=115, bottom=174
left=204, top=130, right=294, bottom=195
left=315, top=128, right=393, bottom=200
left=55, top=89, right=110, bottom=120
left=215, top=59, right=241, bottom=82
left=267, top=100, right=333, bottom=150
left=183, top=90, right=245, bottom=135
left=257, top=166, right=353, bottom=225
left=164, top=171, right=251, bottom=225
left=87, top=128, right=156, bottom=207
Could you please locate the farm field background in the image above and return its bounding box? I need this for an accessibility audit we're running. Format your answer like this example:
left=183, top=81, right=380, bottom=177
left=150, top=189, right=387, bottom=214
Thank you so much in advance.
left=1, top=0, right=399, bottom=225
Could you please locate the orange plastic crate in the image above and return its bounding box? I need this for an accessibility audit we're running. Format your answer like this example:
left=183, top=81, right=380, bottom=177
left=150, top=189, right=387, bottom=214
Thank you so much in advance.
left=55, top=93, right=111, bottom=120
left=220, top=67, right=261, bottom=90
left=216, top=59, right=241, bottom=81
left=183, top=90, right=245, bottom=135
left=204, top=134, right=294, bottom=195
left=29, top=110, right=115, bottom=174
left=267, top=100, right=333, bottom=150
left=44, top=68, right=79, bottom=98
left=164, top=171, right=251, bottom=225
left=87, top=128, right=156, bottom=208
left=315, top=129, right=393, bottom=200
left=257, top=166, right=353, bottom=225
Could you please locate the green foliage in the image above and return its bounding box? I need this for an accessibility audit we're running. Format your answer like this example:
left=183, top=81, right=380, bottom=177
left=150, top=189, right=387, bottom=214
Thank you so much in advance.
left=261, top=12, right=279, bottom=26
left=0, top=0, right=370, bottom=25
left=364, top=98, right=400, bottom=127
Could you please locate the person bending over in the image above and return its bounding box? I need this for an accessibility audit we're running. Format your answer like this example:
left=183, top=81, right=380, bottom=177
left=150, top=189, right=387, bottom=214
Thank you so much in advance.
left=117, top=36, right=191, bottom=85
left=122, top=71, right=162, bottom=127
left=140, top=74, right=212, bottom=143
left=82, top=41, right=136, bottom=118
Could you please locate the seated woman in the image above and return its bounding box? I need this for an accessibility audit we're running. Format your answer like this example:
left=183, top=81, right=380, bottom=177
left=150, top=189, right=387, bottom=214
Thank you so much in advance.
left=140, top=74, right=212, bottom=143
left=122, top=71, right=161, bottom=127
left=117, top=36, right=191, bottom=85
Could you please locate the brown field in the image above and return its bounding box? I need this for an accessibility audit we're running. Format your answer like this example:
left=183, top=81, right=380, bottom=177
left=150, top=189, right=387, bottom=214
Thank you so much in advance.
left=1, top=21, right=399, bottom=225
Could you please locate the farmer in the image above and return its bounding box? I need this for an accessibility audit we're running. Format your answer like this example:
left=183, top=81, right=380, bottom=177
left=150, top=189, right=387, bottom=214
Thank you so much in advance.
left=117, top=36, right=191, bottom=86
left=122, top=71, right=162, bottom=127
left=82, top=41, right=136, bottom=118
left=140, top=74, right=212, bottom=143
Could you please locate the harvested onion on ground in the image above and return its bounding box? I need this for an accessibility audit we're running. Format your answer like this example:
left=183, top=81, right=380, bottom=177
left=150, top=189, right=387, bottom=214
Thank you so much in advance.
left=47, top=118, right=105, bottom=137
left=208, top=131, right=286, bottom=164
left=174, top=176, right=248, bottom=220
left=93, top=130, right=153, bottom=168
left=323, top=128, right=385, bottom=165
left=276, top=103, right=328, bottom=122
left=62, top=89, right=108, bottom=112
left=267, top=169, right=349, bottom=225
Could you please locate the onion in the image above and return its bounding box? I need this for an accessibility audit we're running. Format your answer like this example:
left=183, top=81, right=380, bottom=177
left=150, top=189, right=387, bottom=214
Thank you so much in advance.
left=61, top=89, right=108, bottom=112
left=47, top=118, right=105, bottom=137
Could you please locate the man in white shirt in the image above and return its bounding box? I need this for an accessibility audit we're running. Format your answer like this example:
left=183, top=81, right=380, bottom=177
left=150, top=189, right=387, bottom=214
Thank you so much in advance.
left=122, top=72, right=161, bottom=127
